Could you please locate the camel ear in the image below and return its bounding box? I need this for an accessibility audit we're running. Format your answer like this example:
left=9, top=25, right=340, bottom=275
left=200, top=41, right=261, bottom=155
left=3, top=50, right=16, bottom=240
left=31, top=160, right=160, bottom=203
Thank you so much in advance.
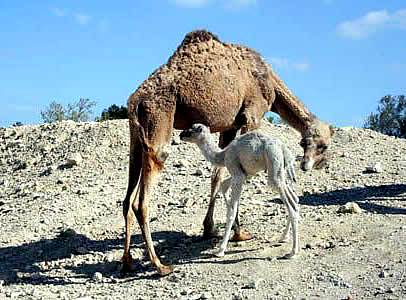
left=329, top=125, right=335, bottom=137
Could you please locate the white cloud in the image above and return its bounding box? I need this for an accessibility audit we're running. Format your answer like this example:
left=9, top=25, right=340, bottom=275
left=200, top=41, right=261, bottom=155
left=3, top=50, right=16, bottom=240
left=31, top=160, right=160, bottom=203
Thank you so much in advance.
left=268, top=57, right=310, bottom=72
left=292, top=62, right=310, bottom=72
left=51, top=7, right=66, bottom=17
left=74, top=13, right=91, bottom=25
left=51, top=8, right=92, bottom=26
left=337, top=9, right=406, bottom=39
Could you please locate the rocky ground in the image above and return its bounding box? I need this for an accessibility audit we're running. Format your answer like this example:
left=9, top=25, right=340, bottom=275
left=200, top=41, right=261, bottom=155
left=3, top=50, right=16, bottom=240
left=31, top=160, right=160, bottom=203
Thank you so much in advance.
left=0, top=119, right=405, bottom=300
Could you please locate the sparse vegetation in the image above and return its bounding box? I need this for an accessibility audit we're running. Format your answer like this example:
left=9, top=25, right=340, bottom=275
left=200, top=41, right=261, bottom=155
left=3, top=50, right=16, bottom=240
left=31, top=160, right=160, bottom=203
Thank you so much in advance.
left=41, top=99, right=96, bottom=123
left=97, top=104, right=128, bottom=121
left=364, top=95, right=406, bottom=138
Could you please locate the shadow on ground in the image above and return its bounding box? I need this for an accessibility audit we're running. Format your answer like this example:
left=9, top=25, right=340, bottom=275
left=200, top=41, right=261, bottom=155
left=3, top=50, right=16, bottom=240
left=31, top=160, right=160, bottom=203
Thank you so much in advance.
left=0, top=230, right=213, bottom=285
left=298, top=183, right=406, bottom=215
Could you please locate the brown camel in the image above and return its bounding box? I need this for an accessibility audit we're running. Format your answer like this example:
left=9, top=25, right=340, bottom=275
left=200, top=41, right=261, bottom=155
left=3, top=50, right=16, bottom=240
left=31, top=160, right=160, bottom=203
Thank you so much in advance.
left=122, top=30, right=333, bottom=275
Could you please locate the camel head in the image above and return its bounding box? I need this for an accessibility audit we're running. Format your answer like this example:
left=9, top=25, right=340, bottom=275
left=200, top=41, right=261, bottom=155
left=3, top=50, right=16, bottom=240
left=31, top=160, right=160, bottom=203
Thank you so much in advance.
left=300, top=120, right=334, bottom=172
left=179, top=123, right=210, bottom=143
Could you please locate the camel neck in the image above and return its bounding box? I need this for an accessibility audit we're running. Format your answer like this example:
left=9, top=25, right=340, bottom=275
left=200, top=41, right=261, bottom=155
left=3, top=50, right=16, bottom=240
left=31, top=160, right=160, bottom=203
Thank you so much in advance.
left=196, top=134, right=226, bottom=167
left=268, top=66, right=316, bottom=136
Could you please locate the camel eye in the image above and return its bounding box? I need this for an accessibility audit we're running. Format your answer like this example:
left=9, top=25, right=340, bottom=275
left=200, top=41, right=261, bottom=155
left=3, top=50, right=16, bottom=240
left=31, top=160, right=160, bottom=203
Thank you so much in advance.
left=318, top=144, right=327, bottom=152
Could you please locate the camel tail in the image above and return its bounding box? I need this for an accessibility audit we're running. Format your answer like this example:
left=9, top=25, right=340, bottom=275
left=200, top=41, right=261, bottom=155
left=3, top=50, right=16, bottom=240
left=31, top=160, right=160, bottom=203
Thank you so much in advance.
left=134, top=118, right=164, bottom=171
left=128, top=94, right=164, bottom=172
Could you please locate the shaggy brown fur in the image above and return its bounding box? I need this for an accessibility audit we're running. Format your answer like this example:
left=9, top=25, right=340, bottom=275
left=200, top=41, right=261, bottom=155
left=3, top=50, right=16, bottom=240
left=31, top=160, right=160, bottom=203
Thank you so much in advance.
left=122, top=30, right=333, bottom=275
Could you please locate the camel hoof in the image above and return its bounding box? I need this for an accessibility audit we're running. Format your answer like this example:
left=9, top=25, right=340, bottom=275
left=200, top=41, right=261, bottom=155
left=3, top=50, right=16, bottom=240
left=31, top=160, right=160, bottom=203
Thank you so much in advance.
left=157, top=264, right=174, bottom=276
left=120, top=255, right=134, bottom=273
left=203, top=228, right=220, bottom=240
left=231, top=230, right=253, bottom=242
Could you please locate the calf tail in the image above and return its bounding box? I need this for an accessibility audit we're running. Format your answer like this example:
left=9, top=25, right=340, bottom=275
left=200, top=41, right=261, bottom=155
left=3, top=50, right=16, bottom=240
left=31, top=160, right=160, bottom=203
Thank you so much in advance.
left=282, top=144, right=296, bottom=183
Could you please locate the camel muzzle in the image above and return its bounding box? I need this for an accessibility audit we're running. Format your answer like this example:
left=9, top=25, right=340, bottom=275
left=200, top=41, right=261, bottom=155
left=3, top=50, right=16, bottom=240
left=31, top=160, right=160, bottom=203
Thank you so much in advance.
left=179, top=130, right=191, bottom=140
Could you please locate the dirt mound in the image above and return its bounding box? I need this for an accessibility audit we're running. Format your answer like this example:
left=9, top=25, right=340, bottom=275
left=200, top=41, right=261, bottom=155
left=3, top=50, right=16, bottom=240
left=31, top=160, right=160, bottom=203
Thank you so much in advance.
left=0, top=120, right=405, bottom=299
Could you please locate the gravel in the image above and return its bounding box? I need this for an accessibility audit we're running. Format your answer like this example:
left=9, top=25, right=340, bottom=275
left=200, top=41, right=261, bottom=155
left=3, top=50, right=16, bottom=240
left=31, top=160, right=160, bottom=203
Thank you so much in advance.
left=0, top=119, right=405, bottom=299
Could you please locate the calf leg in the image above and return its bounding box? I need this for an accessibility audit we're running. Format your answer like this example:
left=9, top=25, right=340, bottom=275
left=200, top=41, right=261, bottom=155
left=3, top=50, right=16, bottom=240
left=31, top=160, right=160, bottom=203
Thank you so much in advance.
left=279, top=183, right=299, bottom=258
left=204, top=128, right=252, bottom=240
left=214, top=173, right=245, bottom=257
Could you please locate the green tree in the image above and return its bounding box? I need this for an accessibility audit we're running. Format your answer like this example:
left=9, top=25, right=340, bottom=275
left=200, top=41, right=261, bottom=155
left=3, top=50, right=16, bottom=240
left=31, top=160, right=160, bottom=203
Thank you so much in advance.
left=97, top=104, right=128, bottom=121
left=265, top=112, right=280, bottom=124
left=41, top=98, right=96, bottom=123
left=364, top=95, right=406, bottom=138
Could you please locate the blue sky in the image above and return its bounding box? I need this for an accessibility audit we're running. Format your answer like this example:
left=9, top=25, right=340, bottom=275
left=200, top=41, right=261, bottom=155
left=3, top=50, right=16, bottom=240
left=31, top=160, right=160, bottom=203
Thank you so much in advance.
left=0, top=0, right=405, bottom=128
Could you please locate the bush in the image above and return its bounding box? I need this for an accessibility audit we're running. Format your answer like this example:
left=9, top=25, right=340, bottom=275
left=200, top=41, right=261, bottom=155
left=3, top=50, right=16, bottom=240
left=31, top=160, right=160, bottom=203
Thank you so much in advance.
left=265, top=112, right=280, bottom=124
left=41, top=99, right=96, bottom=123
left=97, top=104, right=128, bottom=121
left=11, top=121, right=23, bottom=127
left=364, top=95, right=406, bottom=138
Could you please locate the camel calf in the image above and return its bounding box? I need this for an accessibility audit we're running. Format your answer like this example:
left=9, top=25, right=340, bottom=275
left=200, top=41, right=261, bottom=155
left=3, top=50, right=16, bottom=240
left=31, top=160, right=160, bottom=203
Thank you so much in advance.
left=180, top=124, right=300, bottom=258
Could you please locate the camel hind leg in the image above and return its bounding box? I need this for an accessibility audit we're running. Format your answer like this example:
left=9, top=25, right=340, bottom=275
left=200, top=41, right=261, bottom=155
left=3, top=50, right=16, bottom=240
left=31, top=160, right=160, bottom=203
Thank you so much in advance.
left=134, top=151, right=173, bottom=275
left=132, top=107, right=175, bottom=275
left=203, top=129, right=236, bottom=238
left=121, top=127, right=143, bottom=272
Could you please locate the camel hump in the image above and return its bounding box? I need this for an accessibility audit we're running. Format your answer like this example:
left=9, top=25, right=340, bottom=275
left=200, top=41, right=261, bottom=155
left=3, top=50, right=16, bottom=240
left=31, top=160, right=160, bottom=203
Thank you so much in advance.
left=180, top=30, right=221, bottom=47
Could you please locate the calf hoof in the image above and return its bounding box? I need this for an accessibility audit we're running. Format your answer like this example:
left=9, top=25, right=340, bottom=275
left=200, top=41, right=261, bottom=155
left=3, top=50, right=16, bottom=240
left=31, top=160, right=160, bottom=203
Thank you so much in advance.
left=213, top=250, right=225, bottom=257
left=231, top=230, right=253, bottom=242
left=281, top=252, right=297, bottom=260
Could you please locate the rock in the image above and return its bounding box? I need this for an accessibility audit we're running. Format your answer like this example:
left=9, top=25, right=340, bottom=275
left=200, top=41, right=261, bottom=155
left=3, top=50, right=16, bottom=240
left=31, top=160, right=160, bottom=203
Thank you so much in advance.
left=244, top=278, right=264, bottom=289
left=174, top=159, right=190, bottom=168
left=304, top=243, right=314, bottom=250
left=378, top=270, right=388, bottom=278
left=180, top=197, right=195, bottom=207
left=172, top=136, right=181, bottom=145
left=364, top=162, right=383, bottom=173
left=39, top=167, right=53, bottom=176
left=13, top=160, right=27, bottom=171
left=193, top=168, right=204, bottom=176
left=337, top=202, right=362, bottom=214
left=93, top=272, right=103, bottom=282
left=58, top=228, right=77, bottom=238
left=200, top=292, right=212, bottom=299
left=105, top=253, right=115, bottom=263
left=66, top=152, right=83, bottom=167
